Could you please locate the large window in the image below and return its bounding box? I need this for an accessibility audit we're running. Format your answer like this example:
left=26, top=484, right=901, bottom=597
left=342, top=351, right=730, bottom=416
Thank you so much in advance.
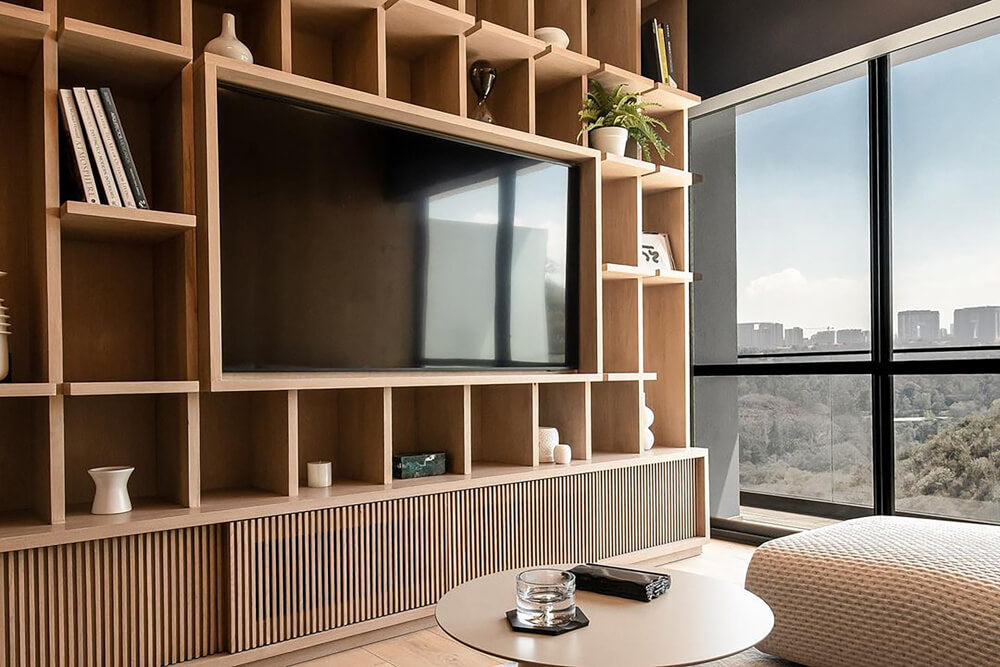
left=692, top=20, right=1000, bottom=529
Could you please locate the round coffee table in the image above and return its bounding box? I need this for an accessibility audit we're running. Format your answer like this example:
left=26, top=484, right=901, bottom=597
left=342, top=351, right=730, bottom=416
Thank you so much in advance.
left=436, top=567, right=774, bottom=667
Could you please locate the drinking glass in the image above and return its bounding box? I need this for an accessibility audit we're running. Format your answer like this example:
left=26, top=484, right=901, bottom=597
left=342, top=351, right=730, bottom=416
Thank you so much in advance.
left=516, top=569, right=576, bottom=626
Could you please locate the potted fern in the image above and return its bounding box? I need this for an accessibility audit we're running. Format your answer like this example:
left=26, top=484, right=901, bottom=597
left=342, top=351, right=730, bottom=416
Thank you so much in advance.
left=578, top=81, right=670, bottom=160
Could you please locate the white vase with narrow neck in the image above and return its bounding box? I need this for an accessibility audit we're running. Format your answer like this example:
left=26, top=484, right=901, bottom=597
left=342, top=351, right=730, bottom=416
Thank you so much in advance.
left=205, top=13, right=253, bottom=64
left=89, top=466, right=134, bottom=515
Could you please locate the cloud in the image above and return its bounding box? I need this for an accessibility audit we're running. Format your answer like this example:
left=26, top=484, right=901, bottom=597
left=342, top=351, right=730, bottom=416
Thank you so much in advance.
left=740, top=268, right=869, bottom=330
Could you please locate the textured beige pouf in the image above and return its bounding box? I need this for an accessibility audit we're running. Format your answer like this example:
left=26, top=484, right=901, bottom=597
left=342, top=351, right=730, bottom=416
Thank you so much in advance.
left=746, top=516, right=1000, bottom=667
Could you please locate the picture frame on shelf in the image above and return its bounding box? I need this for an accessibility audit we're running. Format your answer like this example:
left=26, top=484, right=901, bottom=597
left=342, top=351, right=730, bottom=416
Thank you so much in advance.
left=641, top=232, right=675, bottom=273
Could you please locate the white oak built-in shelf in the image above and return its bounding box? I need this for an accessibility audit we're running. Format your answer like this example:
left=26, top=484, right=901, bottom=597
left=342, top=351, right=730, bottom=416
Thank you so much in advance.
left=643, top=270, right=695, bottom=286
left=604, top=372, right=657, bottom=382
left=642, top=165, right=694, bottom=192
left=0, top=3, right=49, bottom=74
left=534, top=45, right=598, bottom=91
left=602, top=153, right=656, bottom=180
left=589, top=62, right=701, bottom=113
left=59, top=380, right=199, bottom=396
left=60, top=201, right=196, bottom=243
left=384, top=0, right=473, bottom=45
left=465, top=20, right=545, bottom=65
left=0, top=382, right=57, bottom=398
left=57, top=17, right=192, bottom=92
left=214, top=370, right=602, bottom=392
left=603, top=263, right=653, bottom=280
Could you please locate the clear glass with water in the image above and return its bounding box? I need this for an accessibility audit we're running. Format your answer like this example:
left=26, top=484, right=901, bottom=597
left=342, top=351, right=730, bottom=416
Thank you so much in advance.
left=516, top=569, right=576, bottom=627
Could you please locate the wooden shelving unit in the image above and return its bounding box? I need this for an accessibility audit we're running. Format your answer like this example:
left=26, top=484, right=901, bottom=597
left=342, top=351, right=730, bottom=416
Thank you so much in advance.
left=0, top=0, right=704, bottom=661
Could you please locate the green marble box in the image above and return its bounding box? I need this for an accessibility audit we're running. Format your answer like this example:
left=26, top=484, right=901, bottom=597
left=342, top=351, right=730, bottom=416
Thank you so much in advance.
left=392, top=452, right=448, bottom=479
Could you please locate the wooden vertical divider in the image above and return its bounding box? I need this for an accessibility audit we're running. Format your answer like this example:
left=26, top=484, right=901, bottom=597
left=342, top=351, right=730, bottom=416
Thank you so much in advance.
left=586, top=0, right=640, bottom=73
left=471, top=383, right=538, bottom=467
left=579, top=156, right=602, bottom=374
left=538, top=382, right=591, bottom=460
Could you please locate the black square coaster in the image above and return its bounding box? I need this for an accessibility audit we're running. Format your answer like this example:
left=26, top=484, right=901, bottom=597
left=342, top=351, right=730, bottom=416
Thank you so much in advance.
left=505, top=608, right=590, bottom=635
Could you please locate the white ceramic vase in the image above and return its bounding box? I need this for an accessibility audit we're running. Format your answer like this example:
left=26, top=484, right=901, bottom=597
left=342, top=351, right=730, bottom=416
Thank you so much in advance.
left=553, top=444, right=572, bottom=465
left=538, top=427, right=560, bottom=462
left=590, top=127, right=628, bottom=156
left=0, top=333, right=8, bottom=382
left=307, top=460, right=333, bottom=488
left=640, top=392, right=655, bottom=450
left=89, top=466, right=134, bottom=515
left=205, top=13, right=253, bottom=64
left=534, top=27, right=570, bottom=49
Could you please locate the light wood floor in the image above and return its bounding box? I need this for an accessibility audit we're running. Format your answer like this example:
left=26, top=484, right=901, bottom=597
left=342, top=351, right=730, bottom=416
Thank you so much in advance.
left=297, top=540, right=757, bottom=667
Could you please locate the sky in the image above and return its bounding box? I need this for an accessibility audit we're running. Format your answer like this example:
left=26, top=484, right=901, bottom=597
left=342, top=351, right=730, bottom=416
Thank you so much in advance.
left=735, top=28, right=1000, bottom=334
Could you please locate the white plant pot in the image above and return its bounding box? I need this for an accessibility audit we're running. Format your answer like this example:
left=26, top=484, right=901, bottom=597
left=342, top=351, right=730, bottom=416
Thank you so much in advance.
left=89, top=466, right=134, bottom=515
left=0, top=333, right=8, bottom=382
left=204, top=13, right=253, bottom=63
left=590, top=127, right=628, bottom=156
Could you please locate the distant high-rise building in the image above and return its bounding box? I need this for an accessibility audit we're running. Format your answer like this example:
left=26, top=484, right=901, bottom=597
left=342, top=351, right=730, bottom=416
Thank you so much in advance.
left=785, top=327, right=805, bottom=348
left=836, top=329, right=868, bottom=346
left=953, top=306, right=1000, bottom=344
left=897, top=310, right=940, bottom=344
left=811, top=329, right=836, bottom=346
left=738, top=322, right=784, bottom=350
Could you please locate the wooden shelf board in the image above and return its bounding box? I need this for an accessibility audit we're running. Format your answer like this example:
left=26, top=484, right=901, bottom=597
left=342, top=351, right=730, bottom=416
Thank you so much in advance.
left=0, top=449, right=708, bottom=552
left=0, top=3, right=49, bottom=75
left=58, top=17, right=191, bottom=92
left=603, top=263, right=653, bottom=280
left=391, top=473, right=468, bottom=490
left=642, top=81, right=701, bottom=114
left=643, top=270, right=694, bottom=286
left=214, top=369, right=601, bottom=392
left=642, top=165, right=693, bottom=193
left=60, top=201, right=195, bottom=243
left=60, top=380, right=199, bottom=396
left=589, top=62, right=655, bottom=95
left=298, top=479, right=388, bottom=499
left=465, top=20, right=545, bottom=69
left=0, top=382, right=57, bottom=397
left=385, top=0, right=473, bottom=57
left=601, top=153, right=656, bottom=180
left=534, top=45, right=597, bottom=92
left=208, top=54, right=598, bottom=164
left=603, top=372, right=657, bottom=382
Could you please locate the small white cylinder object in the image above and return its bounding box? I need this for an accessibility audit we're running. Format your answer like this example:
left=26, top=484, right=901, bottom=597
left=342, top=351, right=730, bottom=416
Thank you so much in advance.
left=89, top=466, right=134, bottom=515
left=553, top=444, right=572, bottom=464
left=538, top=427, right=560, bottom=462
left=307, top=460, right=333, bottom=488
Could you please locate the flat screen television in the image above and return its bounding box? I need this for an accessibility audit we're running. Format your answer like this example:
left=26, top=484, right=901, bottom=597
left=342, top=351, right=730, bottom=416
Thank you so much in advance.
left=217, top=86, right=579, bottom=372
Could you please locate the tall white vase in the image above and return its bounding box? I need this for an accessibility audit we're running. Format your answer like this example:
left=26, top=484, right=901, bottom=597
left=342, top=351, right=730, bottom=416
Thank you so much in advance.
left=0, top=333, right=8, bottom=382
left=204, top=13, right=253, bottom=63
left=89, top=466, right=134, bottom=515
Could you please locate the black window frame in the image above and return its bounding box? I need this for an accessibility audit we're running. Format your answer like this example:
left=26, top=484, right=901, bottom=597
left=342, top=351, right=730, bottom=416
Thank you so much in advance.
left=693, top=54, right=1000, bottom=527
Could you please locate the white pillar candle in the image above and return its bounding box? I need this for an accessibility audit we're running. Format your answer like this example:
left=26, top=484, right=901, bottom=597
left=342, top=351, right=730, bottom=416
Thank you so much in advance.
left=553, top=444, right=572, bottom=465
left=307, top=460, right=333, bottom=488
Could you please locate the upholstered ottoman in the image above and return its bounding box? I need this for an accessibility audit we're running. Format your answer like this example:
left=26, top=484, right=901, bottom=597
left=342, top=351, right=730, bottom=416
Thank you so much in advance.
left=745, top=516, right=1000, bottom=667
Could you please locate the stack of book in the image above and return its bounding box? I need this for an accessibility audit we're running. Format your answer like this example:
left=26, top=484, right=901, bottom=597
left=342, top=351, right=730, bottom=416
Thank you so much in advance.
left=58, top=87, right=149, bottom=209
left=641, top=19, right=676, bottom=88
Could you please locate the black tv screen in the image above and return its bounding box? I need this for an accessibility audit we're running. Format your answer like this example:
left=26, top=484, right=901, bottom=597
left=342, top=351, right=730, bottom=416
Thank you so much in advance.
left=217, top=86, right=579, bottom=372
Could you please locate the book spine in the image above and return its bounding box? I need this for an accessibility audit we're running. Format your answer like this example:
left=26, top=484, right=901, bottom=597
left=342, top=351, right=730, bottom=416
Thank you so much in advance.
left=99, top=88, right=148, bottom=209
left=640, top=19, right=660, bottom=83
left=87, top=89, right=136, bottom=208
left=73, top=87, right=122, bottom=206
left=58, top=89, right=100, bottom=204
left=656, top=24, right=669, bottom=85
left=664, top=24, right=676, bottom=87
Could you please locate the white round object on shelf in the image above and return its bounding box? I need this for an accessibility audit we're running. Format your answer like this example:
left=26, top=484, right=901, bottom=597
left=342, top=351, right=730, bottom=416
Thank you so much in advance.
left=534, top=26, right=570, bottom=49
left=307, top=460, right=333, bottom=488
left=643, top=428, right=655, bottom=451
left=538, top=426, right=560, bottom=462
left=589, top=127, right=628, bottom=156
left=553, top=444, right=573, bottom=464
left=89, top=466, right=134, bottom=515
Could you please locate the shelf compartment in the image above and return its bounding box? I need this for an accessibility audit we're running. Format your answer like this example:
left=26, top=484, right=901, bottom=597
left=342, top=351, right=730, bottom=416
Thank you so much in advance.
left=60, top=201, right=196, bottom=242
left=534, top=0, right=586, bottom=55
left=298, top=387, right=390, bottom=486
left=391, top=385, right=470, bottom=475
left=60, top=380, right=199, bottom=396
left=61, top=234, right=193, bottom=383
left=602, top=278, right=641, bottom=373
left=0, top=396, right=56, bottom=525
left=643, top=187, right=686, bottom=272
left=465, top=20, right=543, bottom=132
left=586, top=0, right=640, bottom=73
left=57, top=17, right=191, bottom=93
left=601, top=176, right=641, bottom=265
left=195, top=0, right=288, bottom=70
left=290, top=0, right=383, bottom=93
left=538, top=382, right=590, bottom=460
left=0, top=2, right=48, bottom=75
left=200, top=390, right=295, bottom=497
left=64, top=392, right=196, bottom=511
left=0, top=37, right=47, bottom=384
left=474, top=0, right=531, bottom=34
left=471, top=383, right=537, bottom=466
left=591, top=380, right=641, bottom=454
left=533, top=46, right=594, bottom=144
left=385, top=0, right=472, bottom=115
left=643, top=282, right=688, bottom=448
left=57, top=0, right=184, bottom=46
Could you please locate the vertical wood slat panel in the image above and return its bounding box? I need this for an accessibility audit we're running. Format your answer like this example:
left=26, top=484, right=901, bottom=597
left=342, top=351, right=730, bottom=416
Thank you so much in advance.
left=0, top=525, right=224, bottom=666
left=229, top=458, right=698, bottom=651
